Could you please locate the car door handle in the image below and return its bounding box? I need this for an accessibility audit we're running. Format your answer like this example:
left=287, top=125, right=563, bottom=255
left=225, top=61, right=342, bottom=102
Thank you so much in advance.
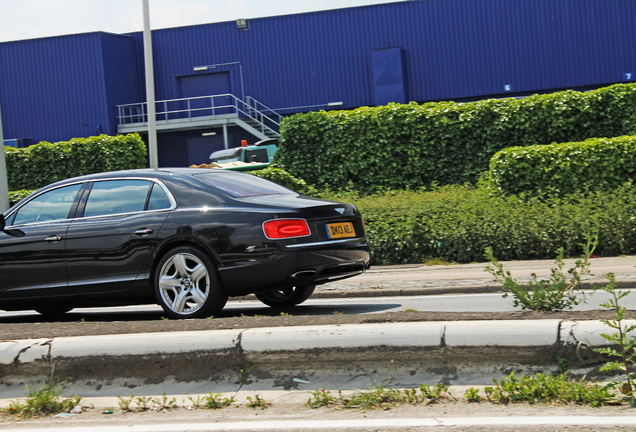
left=134, top=228, right=154, bottom=236
left=44, top=235, right=63, bottom=243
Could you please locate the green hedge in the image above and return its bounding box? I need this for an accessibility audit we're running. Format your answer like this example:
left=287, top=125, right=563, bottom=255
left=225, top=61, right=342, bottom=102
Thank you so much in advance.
left=276, top=84, right=636, bottom=193
left=5, top=134, right=147, bottom=191
left=248, top=167, right=636, bottom=264
left=8, top=190, right=33, bottom=207
left=249, top=165, right=318, bottom=195
left=339, top=185, right=636, bottom=264
left=487, top=136, right=636, bottom=196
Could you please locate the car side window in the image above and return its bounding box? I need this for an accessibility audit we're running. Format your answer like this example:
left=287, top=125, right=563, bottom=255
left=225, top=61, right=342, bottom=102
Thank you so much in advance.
left=11, top=184, right=83, bottom=225
left=83, top=180, right=151, bottom=218
left=146, top=183, right=172, bottom=210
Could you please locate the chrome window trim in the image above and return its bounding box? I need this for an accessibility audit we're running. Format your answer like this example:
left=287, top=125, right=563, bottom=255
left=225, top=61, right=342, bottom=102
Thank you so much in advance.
left=5, top=218, right=75, bottom=229
left=4, top=181, right=86, bottom=229
left=72, top=207, right=172, bottom=222
left=4, top=177, right=177, bottom=228
left=74, top=177, right=177, bottom=221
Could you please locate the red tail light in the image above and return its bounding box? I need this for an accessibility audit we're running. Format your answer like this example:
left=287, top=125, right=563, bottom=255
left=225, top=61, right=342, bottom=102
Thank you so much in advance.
left=263, top=219, right=311, bottom=239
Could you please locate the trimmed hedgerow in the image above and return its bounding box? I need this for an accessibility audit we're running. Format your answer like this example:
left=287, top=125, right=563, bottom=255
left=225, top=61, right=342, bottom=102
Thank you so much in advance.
left=4, top=134, right=147, bottom=191
left=276, top=84, right=636, bottom=193
left=249, top=165, right=318, bottom=196
left=253, top=168, right=636, bottom=265
left=339, top=185, right=636, bottom=264
left=8, top=190, right=34, bottom=207
left=486, top=135, right=636, bottom=196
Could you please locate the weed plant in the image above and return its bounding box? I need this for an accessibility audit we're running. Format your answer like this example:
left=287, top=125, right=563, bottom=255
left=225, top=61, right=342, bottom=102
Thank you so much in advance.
left=482, top=216, right=598, bottom=312
left=152, top=393, right=178, bottom=410
left=307, top=383, right=450, bottom=409
left=117, top=393, right=179, bottom=412
left=464, top=387, right=481, bottom=403
left=308, top=377, right=629, bottom=410
left=342, top=385, right=410, bottom=409
left=117, top=394, right=150, bottom=412
left=202, top=393, right=236, bottom=409
left=419, top=383, right=449, bottom=401
left=3, top=379, right=81, bottom=418
left=484, top=245, right=593, bottom=312
left=482, top=372, right=619, bottom=407
left=245, top=394, right=270, bottom=409
left=307, top=388, right=338, bottom=408
left=595, top=273, right=636, bottom=406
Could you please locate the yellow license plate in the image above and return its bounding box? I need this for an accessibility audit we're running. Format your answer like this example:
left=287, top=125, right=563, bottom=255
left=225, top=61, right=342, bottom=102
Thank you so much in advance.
left=326, top=222, right=356, bottom=239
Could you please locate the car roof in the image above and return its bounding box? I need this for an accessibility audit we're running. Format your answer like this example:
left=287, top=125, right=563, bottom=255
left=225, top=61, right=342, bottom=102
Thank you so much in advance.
left=3, top=168, right=261, bottom=217
left=47, top=167, right=239, bottom=184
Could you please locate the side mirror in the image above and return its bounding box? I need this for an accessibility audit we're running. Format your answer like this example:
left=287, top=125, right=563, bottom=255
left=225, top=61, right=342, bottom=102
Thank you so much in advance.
left=0, top=215, right=23, bottom=237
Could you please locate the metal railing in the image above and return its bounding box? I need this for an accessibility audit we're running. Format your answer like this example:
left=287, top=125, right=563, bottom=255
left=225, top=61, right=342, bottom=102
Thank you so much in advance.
left=245, top=96, right=283, bottom=125
left=116, top=94, right=281, bottom=137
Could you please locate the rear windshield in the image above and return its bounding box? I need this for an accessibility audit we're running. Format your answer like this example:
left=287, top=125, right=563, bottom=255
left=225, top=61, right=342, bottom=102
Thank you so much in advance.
left=194, top=172, right=293, bottom=198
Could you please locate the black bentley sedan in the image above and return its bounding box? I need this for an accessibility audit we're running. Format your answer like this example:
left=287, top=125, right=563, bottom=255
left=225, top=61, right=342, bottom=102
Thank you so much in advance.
left=0, top=169, right=370, bottom=318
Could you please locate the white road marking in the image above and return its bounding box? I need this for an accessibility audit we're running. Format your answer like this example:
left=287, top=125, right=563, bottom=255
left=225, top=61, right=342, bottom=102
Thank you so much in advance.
left=4, top=416, right=636, bottom=431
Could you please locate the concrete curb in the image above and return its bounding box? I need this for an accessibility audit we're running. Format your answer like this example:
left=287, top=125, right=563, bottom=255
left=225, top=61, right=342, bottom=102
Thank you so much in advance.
left=309, top=280, right=636, bottom=299
left=1, top=319, right=630, bottom=395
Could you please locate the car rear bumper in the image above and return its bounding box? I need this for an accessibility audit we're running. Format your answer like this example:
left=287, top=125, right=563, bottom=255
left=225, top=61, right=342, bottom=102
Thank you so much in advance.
left=219, top=239, right=370, bottom=296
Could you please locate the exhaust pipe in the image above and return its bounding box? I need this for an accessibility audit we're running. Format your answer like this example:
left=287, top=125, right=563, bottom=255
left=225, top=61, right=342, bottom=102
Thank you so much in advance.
left=291, top=270, right=318, bottom=279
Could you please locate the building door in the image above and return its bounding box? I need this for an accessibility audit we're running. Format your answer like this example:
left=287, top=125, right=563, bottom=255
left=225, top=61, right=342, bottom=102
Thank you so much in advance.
left=180, top=72, right=232, bottom=117
left=371, top=47, right=408, bottom=106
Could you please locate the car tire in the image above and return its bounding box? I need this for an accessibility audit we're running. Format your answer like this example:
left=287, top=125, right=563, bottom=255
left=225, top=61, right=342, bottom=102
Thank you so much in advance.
left=255, top=284, right=316, bottom=308
left=154, top=246, right=228, bottom=319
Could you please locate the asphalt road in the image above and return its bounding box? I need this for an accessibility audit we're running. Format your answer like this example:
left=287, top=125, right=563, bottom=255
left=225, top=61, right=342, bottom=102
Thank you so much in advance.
left=3, top=254, right=636, bottom=330
left=2, top=288, right=636, bottom=320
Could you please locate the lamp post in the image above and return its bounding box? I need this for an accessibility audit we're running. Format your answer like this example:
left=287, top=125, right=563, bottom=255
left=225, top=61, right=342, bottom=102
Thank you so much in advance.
left=142, top=0, right=159, bottom=169
left=0, top=97, right=9, bottom=213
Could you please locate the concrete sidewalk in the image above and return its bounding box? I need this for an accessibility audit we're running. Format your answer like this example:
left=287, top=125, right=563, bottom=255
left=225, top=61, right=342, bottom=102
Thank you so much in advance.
left=318, top=255, right=636, bottom=297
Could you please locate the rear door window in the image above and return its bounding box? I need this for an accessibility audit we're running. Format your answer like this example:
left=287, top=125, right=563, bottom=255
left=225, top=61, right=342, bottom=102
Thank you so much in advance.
left=83, top=180, right=151, bottom=218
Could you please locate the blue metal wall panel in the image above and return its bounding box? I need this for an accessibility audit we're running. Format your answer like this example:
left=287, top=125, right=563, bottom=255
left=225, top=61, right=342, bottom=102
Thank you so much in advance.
left=101, top=35, right=143, bottom=135
left=0, top=33, right=137, bottom=143
left=2, top=0, right=635, bottom=145
left=133, top=0, right=635, bottom=113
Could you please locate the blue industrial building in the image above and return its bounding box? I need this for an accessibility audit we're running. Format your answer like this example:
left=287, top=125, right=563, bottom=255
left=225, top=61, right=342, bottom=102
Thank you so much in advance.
left=1, top=0, right=635, bottom=166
